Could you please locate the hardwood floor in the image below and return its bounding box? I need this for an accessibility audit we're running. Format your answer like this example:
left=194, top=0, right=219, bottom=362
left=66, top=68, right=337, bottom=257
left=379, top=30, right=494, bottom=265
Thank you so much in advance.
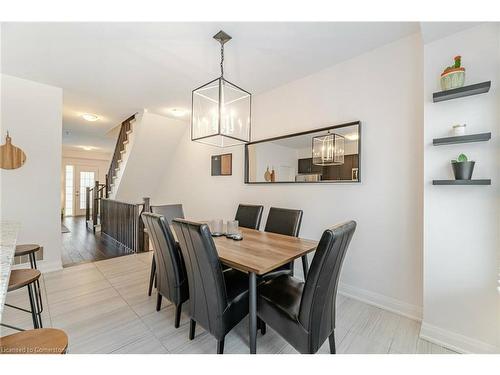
left=1, top=252, right=458, bottom=354
left=61, top=216, right=132, bottom=267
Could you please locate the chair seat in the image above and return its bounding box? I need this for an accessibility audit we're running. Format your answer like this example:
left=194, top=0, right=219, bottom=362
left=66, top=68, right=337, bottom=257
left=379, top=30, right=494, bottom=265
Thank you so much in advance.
left=258, top=274, right=304, bottom=321
left=0, top=328, right=68, bottom=354
left=14, top=244, right=40, bottom=257
left=8, top=269, right=41, bottom=292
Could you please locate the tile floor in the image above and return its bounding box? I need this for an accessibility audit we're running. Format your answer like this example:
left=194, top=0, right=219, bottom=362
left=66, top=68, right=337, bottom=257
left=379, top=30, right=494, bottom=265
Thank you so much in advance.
left=1, top=252, right=457, bottom=354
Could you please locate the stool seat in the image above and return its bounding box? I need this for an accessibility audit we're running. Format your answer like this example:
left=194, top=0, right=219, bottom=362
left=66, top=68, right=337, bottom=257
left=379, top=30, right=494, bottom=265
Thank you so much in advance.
left=15, top=244, right=40, bottom=257
left=8, top=269, right=41, bottom=292
left=0, top=328, right=68, bottom=354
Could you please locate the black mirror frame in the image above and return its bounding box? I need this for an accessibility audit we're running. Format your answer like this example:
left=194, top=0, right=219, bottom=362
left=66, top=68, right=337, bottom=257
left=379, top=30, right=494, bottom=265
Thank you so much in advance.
left=244, top=121, right=361, bottom=184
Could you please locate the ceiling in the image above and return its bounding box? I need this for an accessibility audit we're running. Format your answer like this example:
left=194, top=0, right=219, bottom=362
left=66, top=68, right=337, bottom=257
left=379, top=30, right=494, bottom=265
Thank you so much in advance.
left=1, top=22, right=421, bottom=152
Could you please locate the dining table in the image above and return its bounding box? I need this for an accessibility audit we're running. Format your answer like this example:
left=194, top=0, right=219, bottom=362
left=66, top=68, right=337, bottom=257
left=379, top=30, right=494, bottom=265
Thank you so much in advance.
left=211, top=226, right=318, bottom=354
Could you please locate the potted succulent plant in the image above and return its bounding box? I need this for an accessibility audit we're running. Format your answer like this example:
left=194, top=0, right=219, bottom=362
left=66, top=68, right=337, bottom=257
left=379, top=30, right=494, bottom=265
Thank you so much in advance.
left=441, top=56, right=465, bottom=90
left=451, top=153, right=475, bottom=180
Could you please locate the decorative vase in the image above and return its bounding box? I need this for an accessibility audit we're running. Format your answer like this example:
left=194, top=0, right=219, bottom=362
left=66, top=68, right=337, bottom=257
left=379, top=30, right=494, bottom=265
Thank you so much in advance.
left=440, top=68, right=465, bottom=91
left=452, top=124, right=466, bottom=136
left=451, top=161, right=475, bottom=180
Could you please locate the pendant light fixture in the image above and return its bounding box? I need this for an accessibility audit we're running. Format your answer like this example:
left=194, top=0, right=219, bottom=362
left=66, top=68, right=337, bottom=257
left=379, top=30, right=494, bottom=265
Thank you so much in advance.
left=191, top=30, right=252, bottom=147
left=312, top=131, right=345, bottom=166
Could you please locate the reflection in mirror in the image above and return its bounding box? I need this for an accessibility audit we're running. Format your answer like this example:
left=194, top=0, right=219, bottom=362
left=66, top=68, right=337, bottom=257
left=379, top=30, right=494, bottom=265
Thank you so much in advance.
left=246, top=122, right=360, bottom=183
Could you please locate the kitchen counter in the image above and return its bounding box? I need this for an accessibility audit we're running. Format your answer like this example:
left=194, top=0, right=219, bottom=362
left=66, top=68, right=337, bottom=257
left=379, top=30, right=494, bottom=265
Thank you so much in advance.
left=0, top=221, right=20, bottom=323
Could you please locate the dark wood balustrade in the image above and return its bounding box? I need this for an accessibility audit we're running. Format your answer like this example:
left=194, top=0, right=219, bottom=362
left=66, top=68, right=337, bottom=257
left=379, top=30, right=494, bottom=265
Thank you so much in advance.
left=100, top=197, right=150, bottom=253
left=85, top=181, right=108, bottom=232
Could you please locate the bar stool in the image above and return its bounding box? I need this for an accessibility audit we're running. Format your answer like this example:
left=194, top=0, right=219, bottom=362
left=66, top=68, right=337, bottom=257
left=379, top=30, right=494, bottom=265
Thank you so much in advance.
left=3, top=269, right=43, bottom=331
left=0, top=328, right=68, bottom=354
left=14, top=244, right=43, bottom=319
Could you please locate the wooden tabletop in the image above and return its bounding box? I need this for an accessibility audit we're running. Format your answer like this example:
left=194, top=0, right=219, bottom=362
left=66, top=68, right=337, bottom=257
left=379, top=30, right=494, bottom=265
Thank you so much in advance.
left=213, top=227, right=317, bottom=275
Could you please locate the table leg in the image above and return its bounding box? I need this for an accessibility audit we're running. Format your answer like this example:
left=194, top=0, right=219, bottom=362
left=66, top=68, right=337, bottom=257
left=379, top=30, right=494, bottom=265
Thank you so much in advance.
left=249, top=272, right=257, bottom=354
left=301, top=255, right=309, bottom=279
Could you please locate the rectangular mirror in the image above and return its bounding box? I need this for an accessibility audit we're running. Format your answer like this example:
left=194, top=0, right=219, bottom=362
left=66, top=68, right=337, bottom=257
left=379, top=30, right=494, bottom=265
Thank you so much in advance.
left=245, top=121, right=360, bottom=183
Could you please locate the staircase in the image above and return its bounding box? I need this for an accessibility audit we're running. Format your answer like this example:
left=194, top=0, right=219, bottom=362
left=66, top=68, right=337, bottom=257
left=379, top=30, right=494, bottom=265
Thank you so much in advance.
left=84, top=113, right=137, bottom=232
left=106, top=113, right=137, bottom=198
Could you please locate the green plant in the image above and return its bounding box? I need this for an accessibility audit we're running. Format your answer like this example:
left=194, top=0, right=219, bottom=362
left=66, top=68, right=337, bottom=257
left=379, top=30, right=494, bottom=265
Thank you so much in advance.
left=452, top=153, right=468, bottom=163
left=443, top=56, right=463, bottom=74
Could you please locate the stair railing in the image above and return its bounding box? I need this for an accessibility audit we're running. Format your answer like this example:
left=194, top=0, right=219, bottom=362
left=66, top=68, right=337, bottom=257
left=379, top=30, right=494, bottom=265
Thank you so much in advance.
left=86, top=181, right=108, bottom=232
left=100, top=197, right=150, bottom=253
left=106, top=113, right=137, bottom=192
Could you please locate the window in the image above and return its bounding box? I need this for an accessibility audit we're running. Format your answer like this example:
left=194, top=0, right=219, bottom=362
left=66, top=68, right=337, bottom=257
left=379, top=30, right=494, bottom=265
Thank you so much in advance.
left=79, top=171, right=95, bottom=209
left=65, top=165, right=74, bottom=216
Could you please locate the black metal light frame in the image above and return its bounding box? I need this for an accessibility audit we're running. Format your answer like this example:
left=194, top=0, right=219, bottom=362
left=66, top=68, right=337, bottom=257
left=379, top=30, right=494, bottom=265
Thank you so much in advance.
left=191, top=30, right=252, bottom=147
left=311, top=132, right=345, bottom=166
left=191, top=77, right=252, bottom=145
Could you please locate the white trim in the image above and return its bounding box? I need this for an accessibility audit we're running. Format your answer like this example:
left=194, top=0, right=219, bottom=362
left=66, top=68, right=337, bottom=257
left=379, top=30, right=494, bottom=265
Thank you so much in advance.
left=420, top=322, right=499, bottom=354
left=12, top=260, right=63, bottom=273
left=338, top=282, right=422, bottom=321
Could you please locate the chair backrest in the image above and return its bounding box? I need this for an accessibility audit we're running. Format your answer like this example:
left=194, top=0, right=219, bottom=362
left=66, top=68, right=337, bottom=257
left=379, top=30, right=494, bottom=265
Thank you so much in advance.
left=298, top=221, right=356, bottom=353
left=235, top=204, right=264, bottom=230
left=264, top=207, right=303, bottom=237
left=171, top=219, right=228, bottom=336
left=141, top=212, right=187, bottom=304
left=151, top=204, right=185, bottom=224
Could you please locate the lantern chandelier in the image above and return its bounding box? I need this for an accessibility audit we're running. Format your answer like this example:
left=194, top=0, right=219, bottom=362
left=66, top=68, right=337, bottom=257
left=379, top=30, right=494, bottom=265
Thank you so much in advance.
left=312, top=131, right=345, bottom=166
left=191, top=30, right=252, bottom=147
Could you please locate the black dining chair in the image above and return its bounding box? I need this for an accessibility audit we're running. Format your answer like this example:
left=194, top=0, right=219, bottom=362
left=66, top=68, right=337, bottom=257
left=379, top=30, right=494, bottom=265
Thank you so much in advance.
left=257, top=221, right=356, bottom=354
left=147, top=204, right=185, bottom=296
left=142, top=212, right=189, bottom=328
left=235, top=204, right=264, bottom=230
left=263, top=207, right=304, bottom=279
left=172, top=218, right=251, bottom=354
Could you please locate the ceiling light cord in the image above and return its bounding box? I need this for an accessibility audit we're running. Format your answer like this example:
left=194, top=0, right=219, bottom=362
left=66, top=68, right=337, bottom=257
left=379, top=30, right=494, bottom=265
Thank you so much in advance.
left=220, top=42, right=224, bottom=78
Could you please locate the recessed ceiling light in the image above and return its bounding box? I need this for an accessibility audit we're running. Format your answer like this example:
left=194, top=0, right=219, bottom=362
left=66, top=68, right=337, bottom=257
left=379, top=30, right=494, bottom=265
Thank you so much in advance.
left=79, top=146, right=96, bottom=151
left=345, top=133, right=359, bottom=141
left=168, top=108, right=188, bottom=117
left=81, top=113, right=99, bottom=122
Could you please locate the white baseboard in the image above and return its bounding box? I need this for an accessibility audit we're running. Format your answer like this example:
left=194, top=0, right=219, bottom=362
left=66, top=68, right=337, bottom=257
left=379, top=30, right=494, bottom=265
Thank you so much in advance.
left=420, top=322, right=499, bottom=354
left=338, top=282, right=423, bottom=321
left=12, top=260, right=63, bottom=273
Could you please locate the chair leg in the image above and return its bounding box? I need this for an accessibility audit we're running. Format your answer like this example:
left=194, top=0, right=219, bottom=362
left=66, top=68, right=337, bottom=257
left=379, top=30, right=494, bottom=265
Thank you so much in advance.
left=174, top=304, right=182, bottom=328
left=217, top=337, right=225, bottom=354
left=148, top=257, right=156, bottom=296
left=30, top=253, right=44, bottom=316
left=189, top=319, right=196, bottom=340
left=329, top=332, right=336, bottom=354
left=258, top=318, right=266, bottom=335
left=27, top=284, right=38, bottom=329
left=156, top=293, right=162, bottom=311
left=301, top=255, right=309, bottom=279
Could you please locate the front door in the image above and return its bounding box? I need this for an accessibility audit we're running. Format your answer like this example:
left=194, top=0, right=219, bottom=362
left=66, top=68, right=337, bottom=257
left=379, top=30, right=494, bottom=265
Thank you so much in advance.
left=74, top=165, right=99, bottom=216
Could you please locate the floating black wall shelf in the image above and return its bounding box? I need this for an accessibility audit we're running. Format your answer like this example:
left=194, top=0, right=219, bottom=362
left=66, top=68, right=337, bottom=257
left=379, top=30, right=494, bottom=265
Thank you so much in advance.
left=433, top=81, right=491, bottom=103
left=432, top=179, right=491, bottom=185
left=433, top=132, right=491, bottom=146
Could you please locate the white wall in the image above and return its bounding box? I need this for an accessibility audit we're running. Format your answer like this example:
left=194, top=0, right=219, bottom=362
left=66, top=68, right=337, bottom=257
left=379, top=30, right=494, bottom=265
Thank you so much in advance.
left=153, top=33, right=424, bottom=319
left=253, top=142, right=298, bottom=182
left=114, top=111, right=187, bottom=203
left=0, top=74, right=63, bottom=272
left=61, top=151, right=110, bottom=213
left=422, top=24, right=500, bottom=353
